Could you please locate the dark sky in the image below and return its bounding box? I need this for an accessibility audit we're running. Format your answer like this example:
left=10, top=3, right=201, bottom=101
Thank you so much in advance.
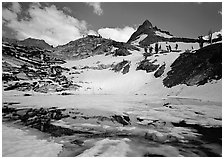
left=2, top=2, right=222, bottom=45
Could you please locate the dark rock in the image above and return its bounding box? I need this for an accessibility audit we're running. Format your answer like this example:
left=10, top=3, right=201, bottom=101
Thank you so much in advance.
left=163, top=43, right=222, bottom=87
left=72, top=66, right=77, bottom=70
left=114, top=48, right=131, bottom=56
left=2, top=106, right=16, bottom=114
left=112, top=114, right=130, bottom=126
left=136, top=117, right=144, bottom=122
left=163, top=102, right=170, bottom=107
left=144, top=153, right=165, bottom=157
left=61, top=92, right=73, bottom=95
left=112, top=60, right=130, bottom=73
left=71, top=139, right=84, bottom=146
left=24, top=93, right=32, bottom=96
left=172, top=120, right=222, bottom=144
left=122, top=64, right=130, bottom=74
left=2, top=73, right=19, bottom=82
left=154, top=63, right=166, bottom=78
left=136, top=60, right=159, bottom=73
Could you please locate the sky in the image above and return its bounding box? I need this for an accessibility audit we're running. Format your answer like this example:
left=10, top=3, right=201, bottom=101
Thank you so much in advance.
left=2, top=2, right=222, bottom=46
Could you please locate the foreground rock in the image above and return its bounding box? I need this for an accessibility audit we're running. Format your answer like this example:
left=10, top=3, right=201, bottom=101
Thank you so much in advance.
left=163, top=43, right=222, bottom=87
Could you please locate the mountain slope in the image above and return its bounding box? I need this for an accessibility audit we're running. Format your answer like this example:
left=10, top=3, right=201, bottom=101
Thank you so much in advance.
left=58, top=40, right=221, bottom=102
left=53, top=35, right=138, bottom=60
left=127, top=20, right=198, bottom=46
left=19, top=38, right=53, bottom=50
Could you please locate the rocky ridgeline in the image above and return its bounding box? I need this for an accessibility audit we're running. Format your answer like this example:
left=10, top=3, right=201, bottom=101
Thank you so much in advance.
left=3, top=37, right=53, bottom=50
left=127, top=20, right=222, bottom=47
left=53, top=35, right=139, bottom=60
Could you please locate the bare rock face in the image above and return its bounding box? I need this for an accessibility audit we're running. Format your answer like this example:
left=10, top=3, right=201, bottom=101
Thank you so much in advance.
left=163, top=43, right=222, bottom=87
left=114, top=48, right=131, bottom=56
left=112, top=60, right=131, bottom=74
left=140, top=20, right=153, bottom=30
left=136, top=59, right=160, bottom=73
left=154, top=63, right=166, bottom=78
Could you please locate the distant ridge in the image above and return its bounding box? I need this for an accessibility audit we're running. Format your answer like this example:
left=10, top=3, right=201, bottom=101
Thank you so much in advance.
left=2, top=37, right=53, bottom=50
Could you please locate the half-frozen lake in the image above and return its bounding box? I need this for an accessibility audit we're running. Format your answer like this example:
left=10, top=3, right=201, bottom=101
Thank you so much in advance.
left=2, top=92, right=222, bottom=157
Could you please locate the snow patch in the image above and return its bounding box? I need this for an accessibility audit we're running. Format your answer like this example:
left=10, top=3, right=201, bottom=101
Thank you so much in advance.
left=78, top=138, right=131, bottom=157
left=131, top=34, right=148, bottom=45
left=155, top=31, right=173, bottom=38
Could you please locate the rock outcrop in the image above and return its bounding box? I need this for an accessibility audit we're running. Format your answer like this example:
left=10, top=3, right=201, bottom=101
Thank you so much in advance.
left=136, top=59, right=160, bottom=73
left=163, top=43, right=222, bottom=87
left=112, top=60, right=131, bottom=74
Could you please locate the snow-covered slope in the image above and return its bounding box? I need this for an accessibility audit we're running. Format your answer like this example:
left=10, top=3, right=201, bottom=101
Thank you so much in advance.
left=60, top=42, right=221, bottom=102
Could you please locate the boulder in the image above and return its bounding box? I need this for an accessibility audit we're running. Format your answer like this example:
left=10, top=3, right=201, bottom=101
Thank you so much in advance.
left=122, top=64, right=130, bottom=74
left=114, top=48, right=131, bottom=56
left=112, top=114, right=130, bottom=126
left=112, top=60, right=130, bottom=73
left=154, top=63, right=166, bottom=78
left=136, top=60, right=159, bottom=73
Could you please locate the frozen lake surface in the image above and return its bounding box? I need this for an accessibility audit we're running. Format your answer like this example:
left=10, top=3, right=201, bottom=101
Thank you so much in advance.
left=2, top=93, right=222, bottom=157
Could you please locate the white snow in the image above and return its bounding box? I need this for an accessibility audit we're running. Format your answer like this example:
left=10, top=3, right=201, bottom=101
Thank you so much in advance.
left=155, top=31, right=173, bottom=38
left=78, top=138, right=131, bottom=157
left=203, top=31, right=222, bottom=40
left=131, top=34, right=148, bottom=45
left=2, top=124, right=62, bottom=157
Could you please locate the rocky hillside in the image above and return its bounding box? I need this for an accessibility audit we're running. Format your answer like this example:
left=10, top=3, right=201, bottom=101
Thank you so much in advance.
left=2, top=41, right=82, bottom=94
left=2, top=37, right=53, bottom=50
left=53, top=35, right=139, bottom=60
left=163, top=43, right=222, bottom=87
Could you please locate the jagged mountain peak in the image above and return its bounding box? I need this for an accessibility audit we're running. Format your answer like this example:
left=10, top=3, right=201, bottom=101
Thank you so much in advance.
left=127, top=19, right=174, bottom=45
left=142, top=19, right=153, bottom=29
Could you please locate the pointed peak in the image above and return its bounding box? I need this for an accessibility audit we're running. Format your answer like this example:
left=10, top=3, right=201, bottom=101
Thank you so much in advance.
left=142, top=20, right=153, bottom=28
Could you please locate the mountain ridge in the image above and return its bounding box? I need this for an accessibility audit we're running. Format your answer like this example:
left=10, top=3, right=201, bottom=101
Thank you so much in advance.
left=3, top=37, right=53, bottom=50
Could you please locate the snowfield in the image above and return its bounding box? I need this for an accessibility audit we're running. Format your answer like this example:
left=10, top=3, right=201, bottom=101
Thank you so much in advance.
left=59, top=42, right=220, bottom=102
left=2, top=124, right=62, bottom=157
